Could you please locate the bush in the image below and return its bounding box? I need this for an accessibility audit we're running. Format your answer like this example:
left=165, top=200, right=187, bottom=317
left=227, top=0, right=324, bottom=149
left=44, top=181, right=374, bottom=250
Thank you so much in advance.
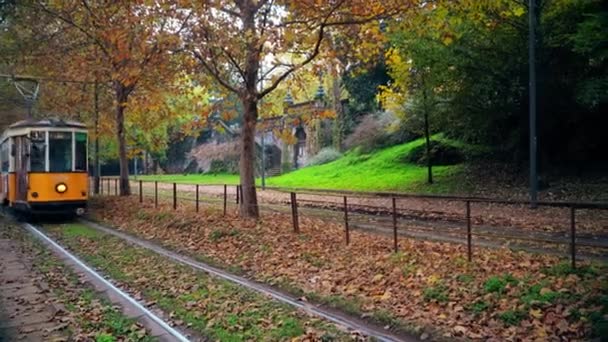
left=344, top=112, right=402, bottom=153
left=405, top=140, right=464, bottom=166
left=306, top=148, right=343, bottom=166
left=188, top=141, right=240, bottom=173
left=208, top=159, right=238, bottom=174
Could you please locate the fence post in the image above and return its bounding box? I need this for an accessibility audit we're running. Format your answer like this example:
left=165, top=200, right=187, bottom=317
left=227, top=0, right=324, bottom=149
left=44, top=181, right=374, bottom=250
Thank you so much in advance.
left=570, top=206, right=576, bottom=269
left=154, top=181, right=158, bottom=208
left=392, top=197, right=398, bottom=253
left=139, top=180, right=143, bottom=203
left=236, top=185, right=240, bottom=204
left=223, top=184, right=227, bottom=216
left=343, top=196, right=350, bottom=245
left=290, top=192, right=299, bottom=233
left=466, top=200, right=472, bottom=262
left=173, top=182, right=177, bottom=210
left=114, top=178, right=118, bottom=195
left=100, top=178, right=103, bottom=195
left=107, top=178, right=110, bottom=194
left=196, top=184, right=200, bottom=212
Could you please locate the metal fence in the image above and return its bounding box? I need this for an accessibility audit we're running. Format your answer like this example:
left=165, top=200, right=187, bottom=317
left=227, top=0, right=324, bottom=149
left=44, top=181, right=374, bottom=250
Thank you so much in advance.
left=92, top=177, right=608, bottom=269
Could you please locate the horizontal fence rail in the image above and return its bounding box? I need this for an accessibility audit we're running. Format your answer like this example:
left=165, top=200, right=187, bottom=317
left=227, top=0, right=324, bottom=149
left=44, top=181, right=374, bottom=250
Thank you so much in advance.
left=92, top=177, right=608, bottom=269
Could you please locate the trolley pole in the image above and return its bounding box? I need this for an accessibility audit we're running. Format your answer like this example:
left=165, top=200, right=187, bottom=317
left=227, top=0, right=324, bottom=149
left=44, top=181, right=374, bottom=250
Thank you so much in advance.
left=529, top=0, right=538, bottom=208
left=261, top=133, right=266, bottom=190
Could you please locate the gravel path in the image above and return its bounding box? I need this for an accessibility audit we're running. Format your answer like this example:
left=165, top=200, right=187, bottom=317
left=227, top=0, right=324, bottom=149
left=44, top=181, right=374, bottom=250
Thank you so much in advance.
left=0, top=237, right=65, bottom=342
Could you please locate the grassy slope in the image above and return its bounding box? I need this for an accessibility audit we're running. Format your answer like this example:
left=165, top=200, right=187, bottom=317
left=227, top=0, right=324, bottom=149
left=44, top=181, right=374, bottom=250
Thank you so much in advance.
left=139, top=137, right=469, bottom=193
left=266, top=137, right=465, bottom=193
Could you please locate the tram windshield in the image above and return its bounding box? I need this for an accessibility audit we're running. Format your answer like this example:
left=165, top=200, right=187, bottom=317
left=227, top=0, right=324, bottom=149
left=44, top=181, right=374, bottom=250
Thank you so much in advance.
left=49, top=132, right=72, bottom=172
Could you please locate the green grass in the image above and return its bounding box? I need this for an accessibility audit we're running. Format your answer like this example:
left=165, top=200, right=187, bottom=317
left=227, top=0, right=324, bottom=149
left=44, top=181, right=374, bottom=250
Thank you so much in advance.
left=468, top=301, right=490, bottom=314
left=265, top=136, right=467, bottom=193
left=423, top=283, right=449, bottom=302
left=62, top=223, right=103, bottom=239
left=483, top=274, right=518, bottom=294
left=499, top=310, right=527, bottom=326
left=139, top=136, right=472, bottom=193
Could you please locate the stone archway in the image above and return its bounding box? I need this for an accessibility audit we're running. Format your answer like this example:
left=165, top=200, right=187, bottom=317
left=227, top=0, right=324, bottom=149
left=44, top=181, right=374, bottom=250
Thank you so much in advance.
left=293, top=126, right=307, bottom=168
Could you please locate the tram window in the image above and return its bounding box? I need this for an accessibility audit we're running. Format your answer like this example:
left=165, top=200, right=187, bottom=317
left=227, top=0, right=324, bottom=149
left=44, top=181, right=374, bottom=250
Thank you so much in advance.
left=75, top=133, right=87, bottom=171
left=0, top=142, right=8, bottom=172
left=49, top=132, right=72, bottom=172
left=30, top=131, right=46, bottom=172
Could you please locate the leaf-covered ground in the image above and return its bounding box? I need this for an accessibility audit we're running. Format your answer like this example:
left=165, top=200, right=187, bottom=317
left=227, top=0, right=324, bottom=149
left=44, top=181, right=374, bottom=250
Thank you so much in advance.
left=0, top=221, right=154, bottom=342
left=43, top=223, right=358, bottom=341
left=89, top=196, right=608, bottom=341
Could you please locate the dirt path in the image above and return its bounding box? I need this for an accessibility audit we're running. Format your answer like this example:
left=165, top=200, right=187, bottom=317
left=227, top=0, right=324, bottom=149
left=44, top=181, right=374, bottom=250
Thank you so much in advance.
left=128, top=181, right=608, bottom=260
left=132, top=181, right=608, bottom=235
left=0, top=238, right=66, bottom=341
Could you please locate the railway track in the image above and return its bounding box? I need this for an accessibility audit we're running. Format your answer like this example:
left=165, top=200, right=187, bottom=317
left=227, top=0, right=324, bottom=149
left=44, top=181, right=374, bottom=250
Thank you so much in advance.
left=20, top=222, right=191, bottom=342
left=13, top=217, right=417, bottom=342
left=77, top=219, right=417, bottom=342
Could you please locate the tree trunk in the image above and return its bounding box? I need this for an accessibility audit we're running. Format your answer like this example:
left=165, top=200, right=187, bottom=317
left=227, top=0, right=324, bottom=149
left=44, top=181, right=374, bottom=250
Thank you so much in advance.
left=239, top=95, right=259, bottom=218
left=144, top=151, right=149, bottom=175
left=422, top=79, right=433, bottom=184
left=424, top=108, right=433, bottom=184
left=332, top=74, right=344, bottom=151
left=115, top=86, right=131, bottom=196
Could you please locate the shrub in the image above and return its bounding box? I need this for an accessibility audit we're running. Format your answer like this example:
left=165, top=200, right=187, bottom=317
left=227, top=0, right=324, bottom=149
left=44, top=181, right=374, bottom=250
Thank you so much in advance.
left=188, top=141, right=240, bottom=173
left=306, top=148, right=343, bottom=166
left=208, top=159, right=238, bottom=174
left=344, top=112, right=401, bottom=152
left=405, top=140, right=464, bottom=166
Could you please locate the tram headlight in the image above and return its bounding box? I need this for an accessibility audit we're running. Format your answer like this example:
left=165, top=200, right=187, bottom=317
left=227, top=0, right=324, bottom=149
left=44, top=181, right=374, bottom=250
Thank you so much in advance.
left=55, top=183, right=68, bottom=193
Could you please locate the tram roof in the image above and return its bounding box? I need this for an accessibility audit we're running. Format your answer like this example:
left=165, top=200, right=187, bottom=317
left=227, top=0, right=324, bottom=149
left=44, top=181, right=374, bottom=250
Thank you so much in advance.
left=8, top=118, right=87, bottom=130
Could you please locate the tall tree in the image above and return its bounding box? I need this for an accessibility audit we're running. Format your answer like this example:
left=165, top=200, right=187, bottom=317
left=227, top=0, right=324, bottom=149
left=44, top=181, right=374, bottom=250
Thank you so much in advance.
left=186, top=0, right=409, bottom=218
left=32, top=0, right=188, bottom=195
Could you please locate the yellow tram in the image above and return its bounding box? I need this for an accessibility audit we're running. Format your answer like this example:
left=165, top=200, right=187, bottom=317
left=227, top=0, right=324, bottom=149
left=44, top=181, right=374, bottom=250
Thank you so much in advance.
left=0, top=118, right=88, bottom=216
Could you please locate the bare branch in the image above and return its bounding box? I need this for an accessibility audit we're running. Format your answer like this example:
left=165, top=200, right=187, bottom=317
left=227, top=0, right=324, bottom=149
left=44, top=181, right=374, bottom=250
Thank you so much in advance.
left=221, top=47, right=246, bottom=79
left=33, top=1, right=111, bottom=59
left=257, top=0, right=348, bottom=99
left=192, top=50, right=240, bottom=94
left=218, top=6, right=241, bottom=18
left=259, top=23, right=326, bottom=99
